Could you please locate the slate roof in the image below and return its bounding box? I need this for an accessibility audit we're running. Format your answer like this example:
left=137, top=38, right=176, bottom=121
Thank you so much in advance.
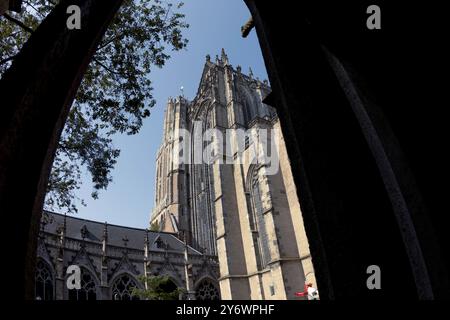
left=43, top=211, right=202, bottom=255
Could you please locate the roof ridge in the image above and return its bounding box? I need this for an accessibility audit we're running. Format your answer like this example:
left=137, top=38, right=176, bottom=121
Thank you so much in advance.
left=44, top=210, right=177, bottom=235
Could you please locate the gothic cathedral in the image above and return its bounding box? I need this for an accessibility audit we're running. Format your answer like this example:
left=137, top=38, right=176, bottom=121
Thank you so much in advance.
left=151, top=50, right=317, bottom=300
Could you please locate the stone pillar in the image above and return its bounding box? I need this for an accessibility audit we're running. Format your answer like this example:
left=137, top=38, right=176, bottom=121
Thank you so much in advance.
left=55, top=257, right=65, bottom=300
left=54, top=214, right=66, bottom=300
left=143, top=230, right=150, bottom=290
left=183, top=237, right=196, bottom=300
left=100, top=222, right=109, bottom=300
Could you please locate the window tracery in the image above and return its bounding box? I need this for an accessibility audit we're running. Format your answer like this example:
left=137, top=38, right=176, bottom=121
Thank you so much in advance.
left=111, top=274, right=140, bottom=300
left=35, top=259, right=54, bottom=300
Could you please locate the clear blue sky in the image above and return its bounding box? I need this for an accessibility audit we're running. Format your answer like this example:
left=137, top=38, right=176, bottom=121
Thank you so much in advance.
left=74, top=0, right=269, bottom=228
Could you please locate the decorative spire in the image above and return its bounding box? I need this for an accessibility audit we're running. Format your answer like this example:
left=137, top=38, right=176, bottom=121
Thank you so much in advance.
left=122, top=235, right=129, bottom=256
left=144, top=230, right=149, bottom=258
left=102, top=222, right=108, bottom=241
left=80, top=225, right=88, bottom=240
left=183, top=233, right=194, bottom=297
left=80, top=225, right=88, bottom=249
left=221, top=48, right=229, bottom=65
left=144, top=229, right=149, bottom=245
left=39, top=212, right=49, bottom=238
left=206, top=54, right=211, bottom=62
left=63, top=213, right=67, bottom=234
left=248, top=67, right=254, bottom=79
left=143, top=230, right=151, bottom=290
left=183, top=234, right=190, bottom=264
left=56, top=215, right=66, bottom=258
left=102, top=222, right=108, bottom=263
left=143, top=229, right=151, bottom=289
left=122, top=235, right=129, bottom=248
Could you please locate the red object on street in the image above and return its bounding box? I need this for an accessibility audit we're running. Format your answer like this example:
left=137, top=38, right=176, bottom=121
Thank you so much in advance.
left=295, top=283, right=312, bottom=297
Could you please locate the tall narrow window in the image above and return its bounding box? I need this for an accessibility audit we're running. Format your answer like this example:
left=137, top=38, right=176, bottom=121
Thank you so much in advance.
left=242, top=100, right=253, bottom=126
left=35, top=259, right=54, bottom=300
left=250, top=170, right=271, bottom=269
left=245, top=191, right=263, bottom=270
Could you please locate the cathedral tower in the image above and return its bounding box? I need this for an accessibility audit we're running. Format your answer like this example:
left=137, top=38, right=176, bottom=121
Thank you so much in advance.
left=151, top=50, right=317, bottom=300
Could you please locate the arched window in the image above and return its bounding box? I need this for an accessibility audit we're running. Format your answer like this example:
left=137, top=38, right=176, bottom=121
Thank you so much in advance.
left=249, top=168, right=272, bottom=270
left=241, top=89, right=259, bottom=126
left=35, top=259, right=54, bottom=300
left=68, top=268, right=97, bottom=300
left=111, top=274, right=140, bottom=300
left=195, top=278, right=220, bottom=300
left=242, top=99, right=254, bottom=126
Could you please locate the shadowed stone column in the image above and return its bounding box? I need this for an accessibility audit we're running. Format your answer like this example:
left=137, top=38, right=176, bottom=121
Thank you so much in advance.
left=243, top=0, right=449, bottom=299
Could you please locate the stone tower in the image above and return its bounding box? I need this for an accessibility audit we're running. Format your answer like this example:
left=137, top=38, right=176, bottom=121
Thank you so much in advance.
left=151, top=50, right=317, bottom=299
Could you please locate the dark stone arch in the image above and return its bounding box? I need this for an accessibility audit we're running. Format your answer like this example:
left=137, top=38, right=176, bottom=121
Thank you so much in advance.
left=244, top=0, right=450, bottom=299
left=158, top=276, right=179, bottom=293
left=0, top=0, right=124, bottom=299
left=149, top=274, right=182, bottom=300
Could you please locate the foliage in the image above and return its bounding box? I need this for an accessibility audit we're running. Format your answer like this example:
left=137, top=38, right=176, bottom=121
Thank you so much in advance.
left=132, top=275, right=185, bottom=300
left=0, top=0, right=189, bottom=213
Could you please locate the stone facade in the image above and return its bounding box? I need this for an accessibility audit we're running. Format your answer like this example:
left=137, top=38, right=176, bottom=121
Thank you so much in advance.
left=151, top=50, right=317, bottom=300
left=35, top=211, right=220, bottom=300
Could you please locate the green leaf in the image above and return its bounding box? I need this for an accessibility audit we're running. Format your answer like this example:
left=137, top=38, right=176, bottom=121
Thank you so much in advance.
left=0, top=0, right=189, bottom=214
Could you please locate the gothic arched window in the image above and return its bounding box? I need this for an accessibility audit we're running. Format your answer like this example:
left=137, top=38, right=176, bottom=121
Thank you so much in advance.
left=35, top=259, right=54, bottom=300
left=195, top=279, right=220, bottom=300
left=242, top=99, right=254, bottom=126
left=241, top=89, right=259, bottom=127
left=68, top=268, right=97, bottom=300
left=111, top=274, right=140, bottom=300
left=249, top=168, right=272, bottom=270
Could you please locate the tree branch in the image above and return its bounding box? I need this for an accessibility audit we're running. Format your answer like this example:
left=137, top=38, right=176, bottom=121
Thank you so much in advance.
left=96, top=33, right=124, bottom=51
left=93, top=57, right=124, bottom=76
left=3, top=13, right=34, bottom=33
left=0, top=55, right=17, bottom=66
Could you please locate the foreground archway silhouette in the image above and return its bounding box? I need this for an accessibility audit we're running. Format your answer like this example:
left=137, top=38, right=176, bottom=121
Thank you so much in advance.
left=1, top=0, right=449, bottom=300
left=0, top=0, right=124, bottom=299
left=244, top=0, right=449, bottom=299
